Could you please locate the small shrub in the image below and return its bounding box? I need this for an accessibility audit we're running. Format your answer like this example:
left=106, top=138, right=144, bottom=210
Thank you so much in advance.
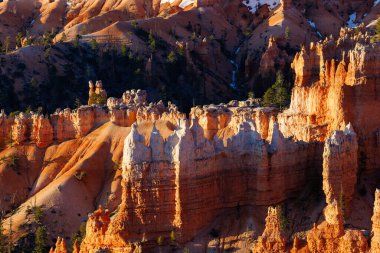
left=157, top=235, right=163, bottom=246
left=75, top=171, right=87, bottom=181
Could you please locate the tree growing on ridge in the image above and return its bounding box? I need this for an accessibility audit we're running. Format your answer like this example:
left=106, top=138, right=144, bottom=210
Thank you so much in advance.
left=263, top=71, right=291, bottom=109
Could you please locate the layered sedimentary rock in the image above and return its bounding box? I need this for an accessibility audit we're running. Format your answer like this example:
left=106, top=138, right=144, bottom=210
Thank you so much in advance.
left=79, top=108, right=321, bottom=251
left=253, top=206, right=286, bottom=253
left=76, top=26, right=380, bottom=252
left=279, top=27, right=380, bottom=174
left=0, top=88, right=183, bottom=149
left=322, top=124, right=358, bottom=216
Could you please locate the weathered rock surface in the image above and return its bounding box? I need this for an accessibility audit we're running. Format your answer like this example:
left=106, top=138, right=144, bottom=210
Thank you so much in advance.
left=76, top=26, right=380, bottom=253
left=323, top=124, right=358, bottom=216
left=253, top=206, right=286, bottom=253
left=306, top=201, right=367, bottom=253
left=371, top=189, right=380, bottom=253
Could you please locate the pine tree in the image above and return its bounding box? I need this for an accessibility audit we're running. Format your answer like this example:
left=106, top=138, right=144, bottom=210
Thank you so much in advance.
left=4, top=36, right=11, bottom=54
left=33, top=226, right=47, bottom=253
left=90, top=39, right=97, bottom=51
left=148, top=30, right=156, bottom=52
left=60, top=32, right=67, bottom=43
left=263, top=71, right=291, bottom=109
left=16, top=32, right=23, bottom=48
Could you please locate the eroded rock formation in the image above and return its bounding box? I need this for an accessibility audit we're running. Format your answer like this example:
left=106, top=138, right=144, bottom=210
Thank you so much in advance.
left=306, top=200, right=367, bottom=253
left=76, top=26, right=380, bottom=252
left=371, top=189, right=380, bottom=253
left=0, top=86, right=183, bottom=149
left=253, top=206, right=286, bottom=253
left=49, top=237, right=68, bottom=253
left=323, top=124, right=358, bottom=216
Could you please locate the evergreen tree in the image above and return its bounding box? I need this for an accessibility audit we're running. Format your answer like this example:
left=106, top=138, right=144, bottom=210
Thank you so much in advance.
left=167, top=51, right=177, bottom=63
left=70, top=222, right=86, bottom=251
left=285, top=26, right=290, bottom=40
left=42, top=31, right=54, bottom=47
left=4, top=36, right=11, bottom=54
left=16, top=32, right=23, bottom=48
left=263, top=71, right=291, bottom=109
left=33, top=226, right=47, bottom=253
left=148, top=30, right=156, bottom=52
left=90, top=39, right=97, bottom=51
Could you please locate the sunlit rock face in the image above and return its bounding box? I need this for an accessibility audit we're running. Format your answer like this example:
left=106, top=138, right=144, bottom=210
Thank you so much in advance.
left=323, top=125, right=358, bottom=216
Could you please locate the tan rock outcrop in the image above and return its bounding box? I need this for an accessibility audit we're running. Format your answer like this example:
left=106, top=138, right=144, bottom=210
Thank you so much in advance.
left=79, top=109, right=321, bottom=251
left=88, top=80, right=107, bottom=105
left=371, top=189, right=380, bottom=253
left=49, top=237, right=68, bottom=253
left=307, top=201, right=367, bottom=253
left=11, top=113, right=28, bottom=145
left=279, top=27, right=380, bottom=174
left=31, top=114, right=54, bottom=148
left=259, top=36, right=288, bottom=78
left=322, top=124, right=358, bottom=216
left=253, top=206, right=286, bottom=253
left=0, top=86, right=187, bottom=150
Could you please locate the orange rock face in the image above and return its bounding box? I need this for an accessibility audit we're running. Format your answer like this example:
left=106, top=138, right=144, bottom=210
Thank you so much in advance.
left=49, top=237, right=68, bottom=253
left=371, top=189, right=380, bottom=253
left=306, top=201, right=367, bottom=253
left=253, top=207, right=286, bottom=253
left=76, top=26, right=380, bottom=253
left=323, top=124, right=358, bottom=216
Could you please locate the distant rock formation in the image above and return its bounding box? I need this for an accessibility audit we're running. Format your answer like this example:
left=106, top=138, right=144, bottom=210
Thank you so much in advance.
left=0, top=86, right=183, bottom=149
left=88, top=80, right=108, bottom=105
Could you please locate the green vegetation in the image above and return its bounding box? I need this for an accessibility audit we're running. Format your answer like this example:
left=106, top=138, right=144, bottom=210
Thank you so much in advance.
left=60, top=32, right=67, bottom=43
left=33, top=226, right=48, bottom=253
left=42, top=31, right=54, bottom=47
left=167, top=51, right=177, bottom=63
left=0, top=154, right=19, bottom=171
left=157, top=235, right=163, bottom=246
left=373, top=19, right=380, bottom=43
left=71, top=222, right=86, bottom=251
left=285, top=26, right=290, bottom=40
left=170, top=230, right=176, bottom=242
left=16, top=32, right=23, bottom=48
left=263, top=72, right=291, bottom=109
left=4, top=36, right=11, bottom=54
left=88, top=93, right=107, bottom=105
left=148, top=30, right=156, bottom=52
left=276, top=204, right=288, bottom=231
left=73, top=34, right=82, bottom=48
left=90, top=39, right=98, bottom=51
left=75, top=170, right=87, bottom=181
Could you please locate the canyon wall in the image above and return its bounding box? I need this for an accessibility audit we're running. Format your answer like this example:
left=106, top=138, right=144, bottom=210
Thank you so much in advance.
left=279, top=27, right=380, bottom=173
left=79, top=108, right=321, bottom=252
left=75, top=27, right=380, bottom=252
left=0, top=89, right=183, bottom=150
